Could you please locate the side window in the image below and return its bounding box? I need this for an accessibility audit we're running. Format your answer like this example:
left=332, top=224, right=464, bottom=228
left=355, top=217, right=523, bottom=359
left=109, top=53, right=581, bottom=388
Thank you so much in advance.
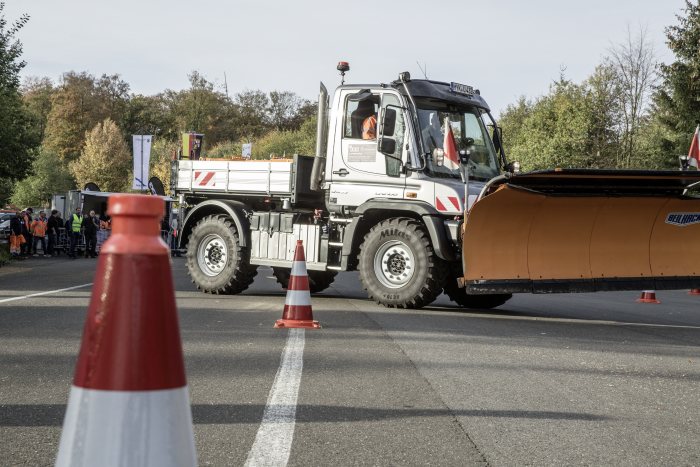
left=380, top=94, right=405, bottom=177
left=344, top=95, right=379, bottom=139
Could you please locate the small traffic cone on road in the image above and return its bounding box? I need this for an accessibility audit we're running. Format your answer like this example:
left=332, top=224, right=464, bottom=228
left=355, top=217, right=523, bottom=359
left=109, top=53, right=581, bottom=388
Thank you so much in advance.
left=636, top=290, right=661, bottom=304
left=55, top=194, right=197, bottom=467
left=689, top=288, right=700, bottom=296
left=275, top=240, right=321, bottom=329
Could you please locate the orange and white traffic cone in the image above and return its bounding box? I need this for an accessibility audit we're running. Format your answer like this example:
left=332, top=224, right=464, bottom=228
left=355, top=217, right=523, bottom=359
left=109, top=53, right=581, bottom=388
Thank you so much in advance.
left=636, top=290, right=660, bottom=304
left=689, top=288, right=700, bottom=296
left=56, top=194, right=197, bottom=467
left=275, top=240, right=321, bottom=329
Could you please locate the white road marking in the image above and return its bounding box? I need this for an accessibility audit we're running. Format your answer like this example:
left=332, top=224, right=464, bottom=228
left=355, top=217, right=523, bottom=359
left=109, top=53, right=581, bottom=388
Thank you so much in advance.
left=0, top=283, right=93, bottom=304
left=245, top=328, right=305, bottom=467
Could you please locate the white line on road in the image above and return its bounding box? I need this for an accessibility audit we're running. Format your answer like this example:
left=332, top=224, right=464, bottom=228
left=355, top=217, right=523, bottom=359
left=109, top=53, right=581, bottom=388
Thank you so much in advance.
left=245, top=328, right=305, bottom=467
left=0, top=283, right=93, bottom=304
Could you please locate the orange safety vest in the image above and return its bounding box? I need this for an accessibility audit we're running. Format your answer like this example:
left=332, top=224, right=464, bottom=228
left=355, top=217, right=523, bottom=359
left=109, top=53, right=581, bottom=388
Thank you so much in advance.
left=31, top=219, right=47, bottom=237
left=362, top=115, right=377, bottom=140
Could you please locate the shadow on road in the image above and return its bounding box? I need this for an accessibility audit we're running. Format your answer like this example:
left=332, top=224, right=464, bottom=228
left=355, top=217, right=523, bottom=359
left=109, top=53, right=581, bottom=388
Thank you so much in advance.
left=0, top=403, right=612, bottom=427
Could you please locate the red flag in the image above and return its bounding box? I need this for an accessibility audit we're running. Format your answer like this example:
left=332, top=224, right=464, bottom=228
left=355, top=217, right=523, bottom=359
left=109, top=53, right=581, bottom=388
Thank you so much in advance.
left=688, top=125, right=699, bottom=169
left=443, top=117, right=460, bottom=170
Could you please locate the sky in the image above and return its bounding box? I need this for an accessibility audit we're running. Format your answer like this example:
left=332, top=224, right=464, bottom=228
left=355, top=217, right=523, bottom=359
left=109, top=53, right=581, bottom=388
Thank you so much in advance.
left=4, top=0, right=688, bottom=116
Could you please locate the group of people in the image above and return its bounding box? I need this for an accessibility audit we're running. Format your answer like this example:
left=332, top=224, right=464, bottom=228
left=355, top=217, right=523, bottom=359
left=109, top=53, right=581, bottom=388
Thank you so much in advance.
left=8, top=206, right=110, bottom=259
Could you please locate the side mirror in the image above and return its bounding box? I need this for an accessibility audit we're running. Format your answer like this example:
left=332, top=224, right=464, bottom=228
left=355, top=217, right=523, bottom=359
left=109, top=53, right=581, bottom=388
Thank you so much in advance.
left=381, top=107, right=397, bottom=137
left=379, top=137, right=396, bottom=155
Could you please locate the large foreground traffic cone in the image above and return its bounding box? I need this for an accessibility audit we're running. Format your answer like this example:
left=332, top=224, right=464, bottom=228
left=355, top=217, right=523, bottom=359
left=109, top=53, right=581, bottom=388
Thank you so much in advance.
left=689, top=288, right=700, bottom=296
left=275, top=240, right=321, bottom=329
left=56, top=194, right=196, bottom=467
left=636, top=290, right=661, bottom=304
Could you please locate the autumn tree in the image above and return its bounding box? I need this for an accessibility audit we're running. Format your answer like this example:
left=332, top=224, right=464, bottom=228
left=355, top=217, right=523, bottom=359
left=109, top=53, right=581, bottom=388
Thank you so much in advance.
left=21, top=76, right=54, bottom=143
left=70, top=119, right=131, bottom=192
left=43, top=71, right=130, bottom=162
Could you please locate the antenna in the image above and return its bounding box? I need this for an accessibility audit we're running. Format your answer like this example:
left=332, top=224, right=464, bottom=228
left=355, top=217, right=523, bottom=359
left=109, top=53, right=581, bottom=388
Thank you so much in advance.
left=416, top=61, right=428, bottom=79
left=223, top=72, right=229, bottom=98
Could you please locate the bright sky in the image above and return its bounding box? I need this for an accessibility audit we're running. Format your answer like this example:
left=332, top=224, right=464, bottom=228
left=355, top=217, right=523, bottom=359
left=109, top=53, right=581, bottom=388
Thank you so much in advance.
left=5, top=0, right=687, bottom=116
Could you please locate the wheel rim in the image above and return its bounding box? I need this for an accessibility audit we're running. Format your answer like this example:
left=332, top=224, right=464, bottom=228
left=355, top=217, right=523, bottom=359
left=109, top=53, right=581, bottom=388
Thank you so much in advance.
left=373, top=240, right=415, bottom=288
left=197, top=233, right=228, bottom=277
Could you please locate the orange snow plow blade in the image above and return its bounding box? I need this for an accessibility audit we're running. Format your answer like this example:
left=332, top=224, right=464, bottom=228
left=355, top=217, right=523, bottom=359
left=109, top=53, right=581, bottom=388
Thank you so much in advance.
left=462, top=170, right=700, bottom=294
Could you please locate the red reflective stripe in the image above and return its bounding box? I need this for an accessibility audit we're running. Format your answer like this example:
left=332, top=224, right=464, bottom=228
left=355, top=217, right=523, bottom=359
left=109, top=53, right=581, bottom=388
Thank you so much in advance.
left=281, top=304, right=314, bottom=321
left=435, top=198, right=447, bottom=212
left=199, top=172, right=215, bottom=186
left=448, top=196, right=460, bottom=211
left=288, top=274, right=310, bottom=291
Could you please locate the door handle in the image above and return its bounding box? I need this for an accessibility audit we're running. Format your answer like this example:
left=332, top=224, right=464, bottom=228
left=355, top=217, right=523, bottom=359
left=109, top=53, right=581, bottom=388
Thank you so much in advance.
left=333, top=168, right=349, bottom=177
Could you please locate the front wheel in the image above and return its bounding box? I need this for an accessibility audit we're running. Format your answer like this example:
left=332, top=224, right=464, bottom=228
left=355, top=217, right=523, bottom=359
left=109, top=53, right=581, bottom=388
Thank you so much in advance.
left=186, top=215, right=257, bottom=294
left=359, top=218, right=446, bottom=308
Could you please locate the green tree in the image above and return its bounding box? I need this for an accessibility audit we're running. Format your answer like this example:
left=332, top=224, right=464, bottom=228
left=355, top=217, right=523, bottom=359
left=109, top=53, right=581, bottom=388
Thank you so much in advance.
left=70, top=119, right=131, bottom=192
left=0, top=4, right=37, bottom=204
left=655, top=0, right=700, bottom=156
left=234, top=89, right=270, bottom=141
left=21, top=76, right=54, bottom=143
left=252, top=115, right=316, bottom=159
left=148, top=138, right=178, bottom=192
left=123, top=93, right=176, bottom=141
left=10, top=147, right=74, bottom=207
left=43, top=71, right=130, bottom=163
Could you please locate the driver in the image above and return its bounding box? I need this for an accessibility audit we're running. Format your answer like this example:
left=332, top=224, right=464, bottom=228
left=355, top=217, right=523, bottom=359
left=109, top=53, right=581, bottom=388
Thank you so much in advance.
left=362, top=113, right=377, bottom=140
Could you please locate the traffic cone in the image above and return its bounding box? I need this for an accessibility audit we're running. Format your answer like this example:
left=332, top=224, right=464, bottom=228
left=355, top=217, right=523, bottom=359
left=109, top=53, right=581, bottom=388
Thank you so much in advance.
left=689, top=288, right=700, bottom=296
left=275, top=240, right=321, bottom=329
left=636, top=290, right=660, bottom=304
left=55, top=194, right=197, bottom=467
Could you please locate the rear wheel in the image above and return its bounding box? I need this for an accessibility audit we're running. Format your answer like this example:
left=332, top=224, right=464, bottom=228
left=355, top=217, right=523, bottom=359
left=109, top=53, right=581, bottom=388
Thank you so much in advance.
left=444, top=264, right=511, bottom=309
left=186, top=215, right=257, bottom=294
left=359, top=218, right=446, bottom=308
left=271, top=267, right=337, bottom=293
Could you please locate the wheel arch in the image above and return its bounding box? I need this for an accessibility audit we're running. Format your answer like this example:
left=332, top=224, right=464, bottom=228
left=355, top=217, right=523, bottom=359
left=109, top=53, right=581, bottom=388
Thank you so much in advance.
left=181, top=200, right=250, bottom=249
left=341, top=199, right=456, bottom=268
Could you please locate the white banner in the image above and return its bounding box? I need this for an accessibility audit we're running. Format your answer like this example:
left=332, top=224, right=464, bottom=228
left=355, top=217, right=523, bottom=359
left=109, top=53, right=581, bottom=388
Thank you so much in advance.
left=132, top=135, right=153, bottom=190
left=242, top=143, right=252, bottom=159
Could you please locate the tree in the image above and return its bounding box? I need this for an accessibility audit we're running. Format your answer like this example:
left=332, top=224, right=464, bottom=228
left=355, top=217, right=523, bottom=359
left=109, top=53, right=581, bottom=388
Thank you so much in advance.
left=148, top=138, right=178, bottom=191
left=654, top=0, right=700, bottom=156
left=70, top=119, right=131, bottom=192
left=0, top=3, right=37, bottom=204
left=21, top=76, right=54, bottom=143
left=11, top=147, right=74, bottom=208
left=267, top=90, right=303, bottom=130
left=43, top=71, right=130, bottom=162
left=607, top=26, right=657, bottom=167
left=234, top=89, right=270, bottom=141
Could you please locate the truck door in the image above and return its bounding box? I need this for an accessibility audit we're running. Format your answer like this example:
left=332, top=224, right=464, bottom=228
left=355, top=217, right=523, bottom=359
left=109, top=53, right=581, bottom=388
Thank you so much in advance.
left=328, top=91, right=407, bottom=208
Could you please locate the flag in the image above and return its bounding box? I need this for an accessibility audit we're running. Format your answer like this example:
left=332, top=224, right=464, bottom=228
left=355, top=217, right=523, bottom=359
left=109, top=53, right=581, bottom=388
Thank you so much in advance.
left=132, top=135, right=153, bottom=190
left=688, top=125, right=699, bottom=169
left=443, top=117, right=460, bottom=170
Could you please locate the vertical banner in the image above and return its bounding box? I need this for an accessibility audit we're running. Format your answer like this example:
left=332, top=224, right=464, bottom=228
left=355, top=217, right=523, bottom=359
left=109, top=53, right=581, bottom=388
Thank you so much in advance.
left=132, top=135, right=153, bottom=190
left=242, top=143, right=252, bottom=159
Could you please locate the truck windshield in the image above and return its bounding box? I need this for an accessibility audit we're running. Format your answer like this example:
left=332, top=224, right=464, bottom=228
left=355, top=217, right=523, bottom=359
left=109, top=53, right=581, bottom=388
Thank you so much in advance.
left=416, top=101, right=499, bottom=180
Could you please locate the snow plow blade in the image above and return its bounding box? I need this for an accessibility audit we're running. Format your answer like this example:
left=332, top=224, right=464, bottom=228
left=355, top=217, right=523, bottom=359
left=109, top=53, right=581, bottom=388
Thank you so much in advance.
left=462, top=169, right=700, bottom=294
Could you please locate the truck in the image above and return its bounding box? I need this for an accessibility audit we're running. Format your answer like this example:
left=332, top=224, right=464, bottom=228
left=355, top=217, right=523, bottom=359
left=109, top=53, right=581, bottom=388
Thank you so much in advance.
left=172, top=66, right=700, bottom=309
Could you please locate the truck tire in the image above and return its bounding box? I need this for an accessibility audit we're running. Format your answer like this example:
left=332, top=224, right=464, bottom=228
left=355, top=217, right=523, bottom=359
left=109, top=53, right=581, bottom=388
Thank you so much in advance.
left=359, top=217, right=446, bottom=308
left=443, top=266, right=511, bottom=309
left=186, top=214, right=257, bottom=294
left=271, top=267, right=337, bottom=293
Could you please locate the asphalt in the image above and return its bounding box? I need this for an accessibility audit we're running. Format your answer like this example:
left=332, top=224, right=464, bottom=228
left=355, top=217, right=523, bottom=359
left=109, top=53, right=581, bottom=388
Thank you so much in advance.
left=1, top=256, right=699, bottom=466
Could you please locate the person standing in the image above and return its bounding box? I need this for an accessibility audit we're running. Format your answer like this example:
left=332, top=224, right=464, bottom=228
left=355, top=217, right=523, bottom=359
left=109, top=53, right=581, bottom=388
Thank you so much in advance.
left=82, top=210, right=99, bottom=258
left=46, top=210, right=60, bottom=256
left=68, top=207, right=82, bottom=259
left=31, top=211, right=49, bottom=257
left=9, top=212, right=24, bottom=258
left=20, top=208, right=33, bottom=256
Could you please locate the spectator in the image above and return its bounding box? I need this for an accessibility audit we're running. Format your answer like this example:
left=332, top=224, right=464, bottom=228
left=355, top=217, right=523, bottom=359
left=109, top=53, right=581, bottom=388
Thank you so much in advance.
left=82, top=209, right=99, bottom=258
left=31, top=211, right=49, bottom=257
left=46, top=209, right=60, bottom=256
left=20, top=208, right=32, bottom=256
left=68, top=207, right=82, bottom=259
left=9, top=212, right=24, bottom=258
